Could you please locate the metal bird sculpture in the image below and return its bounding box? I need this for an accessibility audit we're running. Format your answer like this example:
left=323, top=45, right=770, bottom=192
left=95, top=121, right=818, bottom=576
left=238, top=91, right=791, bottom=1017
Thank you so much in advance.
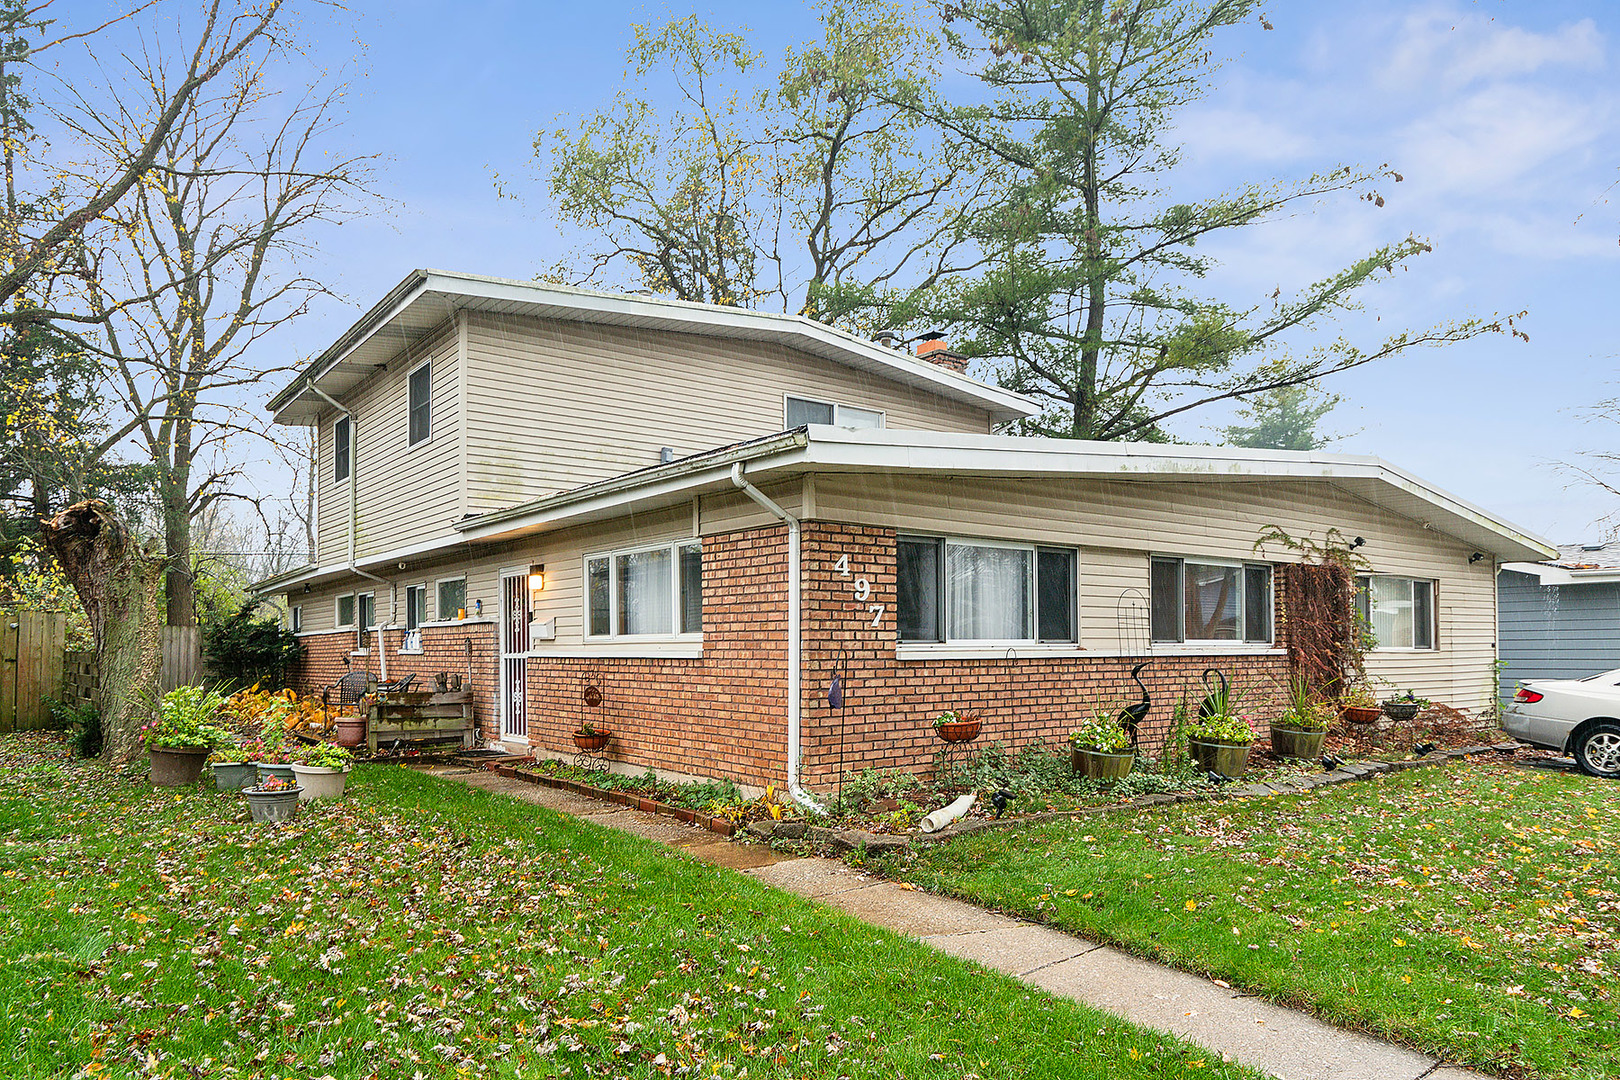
left=1197, top=668, right=1229, bottom=719
left=991, top=788, right=1013, bottom=819
left=1320, top=753, right=1344, bottom=771
left=1118, top=661, right=1152, bottom=747
left=1413, top=741, right=1436, bottom=757
left=1205, top=769, right=1235, bottom=786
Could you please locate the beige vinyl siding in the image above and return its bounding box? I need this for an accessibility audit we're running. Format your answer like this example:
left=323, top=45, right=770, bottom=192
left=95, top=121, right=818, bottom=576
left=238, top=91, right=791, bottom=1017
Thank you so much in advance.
left=314, top=321, right=462, bottom=565
left=461, top=313, right=992, bottom=514
left=813, top=472, right=1500, bottom=712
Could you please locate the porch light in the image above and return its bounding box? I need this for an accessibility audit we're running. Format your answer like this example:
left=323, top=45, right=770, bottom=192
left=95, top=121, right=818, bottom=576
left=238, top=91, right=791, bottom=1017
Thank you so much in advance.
left=528, top=564, right=545, bottom=591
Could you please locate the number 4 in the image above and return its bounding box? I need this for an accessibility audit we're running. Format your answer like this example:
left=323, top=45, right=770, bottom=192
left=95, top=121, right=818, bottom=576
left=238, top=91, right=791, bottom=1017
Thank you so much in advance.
left=834, top=555, right=851, bottom=577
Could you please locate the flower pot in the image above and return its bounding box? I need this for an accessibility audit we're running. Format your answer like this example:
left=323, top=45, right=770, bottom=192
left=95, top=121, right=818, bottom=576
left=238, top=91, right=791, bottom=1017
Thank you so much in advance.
left=149, top=746, right=210, bottom=787
left=1269, top=725, right=1327, bottom=760
left=934, top=719, right=981, bottom=743
left=256, top=762, right=297, bottom=785
left=210, top=761, right=257, bottom=791
left=1071, top=747, right=1135, bottom=780
left=1381, top=701, right=1422, bottom=722
left=290, top=764, right=350, bottom=801
left=573, top=731, right=610, bottom=752
left=334, top=716, right=367, bottom=749
left=1341, top=705, right=1381, bottom=726
left=1188, top=738, right=1251, bottom=777
left=244, top=787, right=302, bottom=823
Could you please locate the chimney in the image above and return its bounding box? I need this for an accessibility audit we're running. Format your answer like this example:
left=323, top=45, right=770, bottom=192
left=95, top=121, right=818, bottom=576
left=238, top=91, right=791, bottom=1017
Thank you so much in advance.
left=916, top=334, right=968, bottom=374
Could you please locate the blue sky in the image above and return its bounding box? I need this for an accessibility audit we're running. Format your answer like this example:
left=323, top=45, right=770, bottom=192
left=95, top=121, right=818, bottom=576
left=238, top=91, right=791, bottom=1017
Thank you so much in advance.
left=82, top=0, right=1620, bottom=544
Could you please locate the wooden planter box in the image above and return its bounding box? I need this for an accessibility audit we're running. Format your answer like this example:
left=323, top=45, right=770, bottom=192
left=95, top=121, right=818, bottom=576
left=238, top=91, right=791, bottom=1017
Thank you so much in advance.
left=367, top=690, right=474, bottom=753
left=1188, top=738, right=1251, bottom=777
left=1071, top=747, right=1135, bottom=780
left=1269, top=725, right=1327, bottom=760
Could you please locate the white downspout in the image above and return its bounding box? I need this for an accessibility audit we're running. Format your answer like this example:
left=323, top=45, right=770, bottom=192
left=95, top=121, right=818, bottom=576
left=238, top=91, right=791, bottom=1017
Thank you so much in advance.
left=311, top=383, right=390, bottom=681
left=730, top=463, right=823, bottom=813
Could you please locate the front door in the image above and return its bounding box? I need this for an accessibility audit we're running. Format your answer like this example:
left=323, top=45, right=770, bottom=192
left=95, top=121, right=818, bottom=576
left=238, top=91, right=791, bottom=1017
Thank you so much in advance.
left=499, top=568, right=529, bottom=744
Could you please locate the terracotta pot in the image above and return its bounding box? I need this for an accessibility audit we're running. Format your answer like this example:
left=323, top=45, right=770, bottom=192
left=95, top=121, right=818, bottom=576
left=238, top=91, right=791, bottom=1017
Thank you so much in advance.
left=290, top=764, right=350, bottom=801
left=1269, top=725, right=1327, bottom=760
left=1188, top=738, right=1251, bottom=777
left=244, top=786, right=302, bottom=823
left=334, top=716, right=367, bottom=748
left=1071, top=747, right=1135, bottom=780
left=149, top=746, right=209, bottom=787
left=573, top=730, right=610, bottom=752
left=1341, top=705, right=1381, bottom=726
left=210, top=761, right=257, bottom=791
left=934, top=719, right=981, bottom=743
left=1381, top=701, right=1422, bottom=722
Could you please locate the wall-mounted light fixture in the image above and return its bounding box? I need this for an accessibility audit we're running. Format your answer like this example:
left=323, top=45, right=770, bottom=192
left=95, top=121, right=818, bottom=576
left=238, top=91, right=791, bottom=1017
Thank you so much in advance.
left=303, top=583, right=312, bottom=594
left=528, top=563, right=546, bottom=591
left=1468, top=552, right=1485, bottom=564
left=1349, top=536, right=1366, bottom=550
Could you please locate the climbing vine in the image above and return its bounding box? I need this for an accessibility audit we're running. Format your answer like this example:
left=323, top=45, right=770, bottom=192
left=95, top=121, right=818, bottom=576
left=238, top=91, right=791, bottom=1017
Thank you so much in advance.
left=1253, top=526, right=1372, bottom=699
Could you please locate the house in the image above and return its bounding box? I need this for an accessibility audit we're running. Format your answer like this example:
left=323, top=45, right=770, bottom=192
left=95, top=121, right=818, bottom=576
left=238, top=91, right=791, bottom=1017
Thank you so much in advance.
left=256, top=269, right=1556, bottom=799
left=1498, top=542, right=1620, bottom=702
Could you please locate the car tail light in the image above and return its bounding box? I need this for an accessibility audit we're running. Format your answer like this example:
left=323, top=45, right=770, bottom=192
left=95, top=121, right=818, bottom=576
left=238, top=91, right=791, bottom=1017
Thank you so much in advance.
left=1514, top=688, right=1544, bottom=704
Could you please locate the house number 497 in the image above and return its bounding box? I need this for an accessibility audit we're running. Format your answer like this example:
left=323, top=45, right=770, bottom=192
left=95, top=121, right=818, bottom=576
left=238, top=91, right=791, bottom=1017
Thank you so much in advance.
left=834, top=555, right=885, bottom=627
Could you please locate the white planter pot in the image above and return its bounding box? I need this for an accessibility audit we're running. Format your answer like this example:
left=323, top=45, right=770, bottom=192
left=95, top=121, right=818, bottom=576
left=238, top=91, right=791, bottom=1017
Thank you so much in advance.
left=289, top=764, right=350, bottom=801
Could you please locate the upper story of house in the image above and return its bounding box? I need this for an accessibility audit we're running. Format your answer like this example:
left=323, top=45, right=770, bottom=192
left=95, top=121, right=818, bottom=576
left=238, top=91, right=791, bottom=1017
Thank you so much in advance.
left=267, top=270, right=1039, bottom=569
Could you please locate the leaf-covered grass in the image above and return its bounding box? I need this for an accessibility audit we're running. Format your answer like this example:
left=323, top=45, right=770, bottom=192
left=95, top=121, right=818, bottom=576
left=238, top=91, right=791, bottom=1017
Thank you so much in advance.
left=882, top=760, right=1620, bottom=1080
left=0, top=734, right=1262, bottom=1080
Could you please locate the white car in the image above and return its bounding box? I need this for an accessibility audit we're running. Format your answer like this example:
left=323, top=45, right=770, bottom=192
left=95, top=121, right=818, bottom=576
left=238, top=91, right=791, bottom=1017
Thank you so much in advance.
left=1503, top=669, right=1620, bottom=778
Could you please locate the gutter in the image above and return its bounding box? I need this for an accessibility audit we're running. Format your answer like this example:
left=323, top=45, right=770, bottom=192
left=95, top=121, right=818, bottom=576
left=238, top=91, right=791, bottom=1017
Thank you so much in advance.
left=729, top=462, right=823, bottom=813
left=309, top=383, right=390, bottom=680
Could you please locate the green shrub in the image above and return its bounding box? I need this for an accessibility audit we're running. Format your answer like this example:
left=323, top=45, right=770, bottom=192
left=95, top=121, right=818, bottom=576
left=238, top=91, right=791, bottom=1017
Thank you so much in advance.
left=203, top=605, right=301, bottom=690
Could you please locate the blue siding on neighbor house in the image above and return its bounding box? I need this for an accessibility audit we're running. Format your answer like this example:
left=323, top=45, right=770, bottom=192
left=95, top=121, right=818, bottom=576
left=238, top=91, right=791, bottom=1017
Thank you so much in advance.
left=1498, top=569, right=1620, bottom=702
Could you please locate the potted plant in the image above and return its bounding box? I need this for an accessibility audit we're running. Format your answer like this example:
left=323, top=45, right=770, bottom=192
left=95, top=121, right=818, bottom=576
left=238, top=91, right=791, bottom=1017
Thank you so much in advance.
left=254, top=721, right=296, bottom=784
left=1381, top=690, right=1429, bottom=722
left=208, top=746, right=257, bottom=791
left=291, top=742, right=353, bottom=801
left=573, top=720, right=611, bottom=752
left=1069, top=710, right=1135, bottom=779
left=1270, top=677, right=1332, bottom=760
left=142, top=684, right=231, bottom=787
left=932, top=710, right=981, bottom=743
left=243, top=774, right=303, bottom=823
left=1338, top=683, right=1380, bottom=726
left=1185, top=710, right=1256, bottom=777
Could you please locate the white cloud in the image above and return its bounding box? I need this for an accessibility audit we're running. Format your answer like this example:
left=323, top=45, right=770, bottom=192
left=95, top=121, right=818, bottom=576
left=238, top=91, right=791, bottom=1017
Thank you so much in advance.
left=1174, top=106, right=1316, bottom=164
left=1381, top=8, right=1605, bottom=93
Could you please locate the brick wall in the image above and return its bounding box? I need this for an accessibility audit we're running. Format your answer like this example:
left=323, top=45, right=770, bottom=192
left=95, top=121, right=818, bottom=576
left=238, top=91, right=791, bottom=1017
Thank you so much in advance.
left=288, top=623, right=499, bottom=740
left=524, top=524, right=792, bottom=787
left=796, top=522, right=1291, bottom=788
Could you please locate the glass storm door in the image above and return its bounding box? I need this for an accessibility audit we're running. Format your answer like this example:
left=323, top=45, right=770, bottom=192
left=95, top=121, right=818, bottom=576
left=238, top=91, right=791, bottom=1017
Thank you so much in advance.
left=499, top=569, right=529, bottom=742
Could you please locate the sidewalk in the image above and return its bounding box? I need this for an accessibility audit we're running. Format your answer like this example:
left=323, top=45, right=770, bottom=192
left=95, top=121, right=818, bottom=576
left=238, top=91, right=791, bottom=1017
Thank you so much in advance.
left=429, top=764, right=1493, bottom=1080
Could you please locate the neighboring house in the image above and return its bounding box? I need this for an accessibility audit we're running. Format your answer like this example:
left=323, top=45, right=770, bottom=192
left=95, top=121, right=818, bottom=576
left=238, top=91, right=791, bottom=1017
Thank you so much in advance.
left=256, top=269, right=1555, bottom=797
left=1499, top=543, right=1620, bottom=702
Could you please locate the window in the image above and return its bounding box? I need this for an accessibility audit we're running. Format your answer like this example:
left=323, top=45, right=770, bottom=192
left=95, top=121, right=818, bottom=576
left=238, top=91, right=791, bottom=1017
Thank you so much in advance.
left=437, top=577, right=466, bottom=621
left=784, top=395, right=884, bottom=430
left=289, top=605, right=302, bottom=633
left=585, top=540, right=703, bottom=638
left=334, top=417, right=350, bottom=483
left=357, top=592, right=376, bottom=630
left=1356, top=576, right=1435, bottom=650
left=1151, top=557, right=1272, bottom=644
left=408, top=361, right=431, bottom=446
left=405, top=584, right=426, bottom=631
left=336, top=593, right=356, bottom=629
left=897, top=536, right=1076, bottom=643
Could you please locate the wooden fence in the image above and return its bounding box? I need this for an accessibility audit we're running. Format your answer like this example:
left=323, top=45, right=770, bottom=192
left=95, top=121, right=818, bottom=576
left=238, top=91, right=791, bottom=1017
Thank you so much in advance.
left=0, top=611, right=68, bottom=732
left=0, top=617, right=204, bottom=731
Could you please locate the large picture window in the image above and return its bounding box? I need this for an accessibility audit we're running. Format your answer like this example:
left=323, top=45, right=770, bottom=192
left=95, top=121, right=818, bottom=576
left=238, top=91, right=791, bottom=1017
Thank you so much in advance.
left=1151, top=557, right=1272, bottom=644
left=585, top=541, right=703, bottom=639
left=898, top=536, right=1075, bottom=644
left=408, top=361, right=431, bottom=445
left=1356, top=576, right=1435, bottom=650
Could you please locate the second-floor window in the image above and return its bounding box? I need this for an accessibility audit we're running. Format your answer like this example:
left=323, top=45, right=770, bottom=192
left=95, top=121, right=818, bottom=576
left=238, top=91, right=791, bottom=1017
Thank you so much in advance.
left=408, top=361, right=431, bottom=446
left=334, top=417, right=351, bottom=482
left=785, top=394, right=883, bottom=430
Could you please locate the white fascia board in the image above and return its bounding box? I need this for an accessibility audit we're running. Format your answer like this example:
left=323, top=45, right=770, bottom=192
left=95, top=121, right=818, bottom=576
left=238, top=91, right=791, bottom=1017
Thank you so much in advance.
left=1500, top=562, right=1620, bottom=585
left=248, top=531, right=478, bottom=595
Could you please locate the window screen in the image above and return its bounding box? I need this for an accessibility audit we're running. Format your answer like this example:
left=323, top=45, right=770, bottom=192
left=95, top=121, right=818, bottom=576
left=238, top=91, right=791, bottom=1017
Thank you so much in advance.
left=405, top=585, right=425, bottom=631
left=1243, top=564, right=1272, bottom=643
left=679, top=544, right=703, bottom=634
left=1150, top=558, right=1182, bottom=641
left=1037, top=548, right=1076, bottom=642
left=897, top=538, right=943, bottom=642
left=336, top=593, right=356, bottom=628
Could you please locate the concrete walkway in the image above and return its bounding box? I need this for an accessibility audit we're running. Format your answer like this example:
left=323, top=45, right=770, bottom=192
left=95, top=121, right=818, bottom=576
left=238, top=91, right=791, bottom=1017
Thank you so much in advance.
left=429, top=765, right=1493, bottom=1080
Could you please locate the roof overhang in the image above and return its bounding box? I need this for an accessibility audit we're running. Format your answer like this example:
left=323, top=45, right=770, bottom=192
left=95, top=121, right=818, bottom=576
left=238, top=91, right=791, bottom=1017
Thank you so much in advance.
left=1500, top=562, right=1620, bottom=586
left=267, top=269, right=1040, bottom=426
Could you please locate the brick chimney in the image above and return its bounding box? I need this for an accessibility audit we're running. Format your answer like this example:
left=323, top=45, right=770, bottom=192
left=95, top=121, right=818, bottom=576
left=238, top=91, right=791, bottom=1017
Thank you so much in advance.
left=916, top=336, right=968, bottom=374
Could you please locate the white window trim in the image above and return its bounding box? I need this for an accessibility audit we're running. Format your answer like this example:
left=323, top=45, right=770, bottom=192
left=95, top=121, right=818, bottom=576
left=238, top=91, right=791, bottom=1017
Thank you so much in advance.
left=407, top=359, right=432, bottom=448
left=289, top=605, right=302, bottom=633
left=435, top=575, right=467, bottom=621
left=900, top=534, right=1078, bottom=646
left=1359, top=575, right=1437, bottom=652
left=355, top=590, right=377, bottom=631
left=1151, top=555, right=1274, bottom=646
left=400, top=583, right=427, bottom=653
left=583, top=538, right=703, bottom=642
left=782, top=392, right=886, bottom=430
left=335, top=592, right=357, bottom=630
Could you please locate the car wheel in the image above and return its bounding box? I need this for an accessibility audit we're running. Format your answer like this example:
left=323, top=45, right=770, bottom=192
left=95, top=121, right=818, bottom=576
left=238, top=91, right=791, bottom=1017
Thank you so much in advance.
left=1573, top=723, right=1620, bottom=779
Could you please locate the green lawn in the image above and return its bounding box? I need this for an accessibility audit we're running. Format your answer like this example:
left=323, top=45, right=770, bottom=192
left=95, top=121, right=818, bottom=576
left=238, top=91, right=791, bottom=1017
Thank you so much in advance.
left=881, top=760, right=1619, bottom=1080
left=0, top=735, right=1261, bottom=1080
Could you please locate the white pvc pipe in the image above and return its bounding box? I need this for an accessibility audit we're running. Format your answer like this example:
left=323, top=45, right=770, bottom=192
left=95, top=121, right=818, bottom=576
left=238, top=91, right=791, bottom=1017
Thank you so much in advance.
left=730, top=463, right=824, bottom=814
left=919, top=792, right=977, bottom=834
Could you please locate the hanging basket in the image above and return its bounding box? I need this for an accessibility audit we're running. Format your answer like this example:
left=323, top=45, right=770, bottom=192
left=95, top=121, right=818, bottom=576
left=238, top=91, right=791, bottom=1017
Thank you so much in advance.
left=1341, top=705, right=1381, bottom=726
left=934, top=718, right=981, bottom=743
left=1381, top=701, right=1422, bottom=722
left=573, top=730, right=610, bottom=752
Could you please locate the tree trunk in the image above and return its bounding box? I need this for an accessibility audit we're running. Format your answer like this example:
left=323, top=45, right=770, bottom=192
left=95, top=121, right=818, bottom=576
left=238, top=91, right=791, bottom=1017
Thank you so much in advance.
left=162, top=473, right=194, bottom=626
left=42, top=500, right=163, bottom=764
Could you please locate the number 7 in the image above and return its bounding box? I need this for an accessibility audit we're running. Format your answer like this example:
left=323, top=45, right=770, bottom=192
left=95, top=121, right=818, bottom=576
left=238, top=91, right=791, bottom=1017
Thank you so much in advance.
left=868, top=603, right=885, bottom=628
